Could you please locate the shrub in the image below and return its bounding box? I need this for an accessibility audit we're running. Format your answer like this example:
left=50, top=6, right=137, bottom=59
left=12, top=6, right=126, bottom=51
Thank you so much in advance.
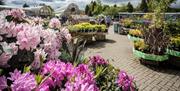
left=134, top=40, right=149, bottom=53
left=169, top=36, right=180, bottom=51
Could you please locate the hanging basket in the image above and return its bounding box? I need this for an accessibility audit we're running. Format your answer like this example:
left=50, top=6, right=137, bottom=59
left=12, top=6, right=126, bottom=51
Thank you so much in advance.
left=133, top=48, right=169, bottom=62
left=127, top=34, right=143, bottom=42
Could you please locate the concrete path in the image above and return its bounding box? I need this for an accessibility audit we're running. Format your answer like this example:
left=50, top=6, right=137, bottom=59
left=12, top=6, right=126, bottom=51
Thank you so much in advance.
left=84, top=26, right=180, bottom=91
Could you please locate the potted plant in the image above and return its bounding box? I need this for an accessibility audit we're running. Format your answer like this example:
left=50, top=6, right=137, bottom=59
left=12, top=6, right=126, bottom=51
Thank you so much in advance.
left=120, top=18, right=133, bottom=35
left=133, top=40, right=169, bottom=65
left=128, top=29, right=143, bottom=41
left=166, top=36, right=180, bottom=67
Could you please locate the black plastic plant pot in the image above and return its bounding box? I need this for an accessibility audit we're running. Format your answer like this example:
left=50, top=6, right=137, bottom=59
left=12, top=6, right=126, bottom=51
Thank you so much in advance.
left=89, top=29, right=92, bottom=32
left=133, top=48, right=169, bottom=65
left=166, top=49, right=180, bottom=68
left=104, top=29, right=108, bottom=33
left=169, top=56, right=180, bottom=68
left=97, top=30, right=101, bottom=32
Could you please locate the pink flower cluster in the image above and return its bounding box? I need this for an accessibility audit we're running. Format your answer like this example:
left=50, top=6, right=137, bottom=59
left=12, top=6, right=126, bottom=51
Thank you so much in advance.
left=39, top=60, right=99, bottom=91
left=0, top=9, right=72, bottom=66
left=60, top=28, right=72, bottom=43
left=49, top=18, right=61, bottom=29
left=89, top=55, right=108, bottom=66
left=8, top=69, right=37, bottom=91
left=0, top=42, right=18, bottom=67
left=8, top=9, right=25, bottom=19
left=41, top=29, right=62, bottom=60
left=17, top=25, right=41, bottom=51
left=117, top=71, right=135, bottom=91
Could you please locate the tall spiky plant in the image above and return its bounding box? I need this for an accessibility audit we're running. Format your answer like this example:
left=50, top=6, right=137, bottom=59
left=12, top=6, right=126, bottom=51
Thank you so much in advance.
left=143, top=0, right=174, bottom=55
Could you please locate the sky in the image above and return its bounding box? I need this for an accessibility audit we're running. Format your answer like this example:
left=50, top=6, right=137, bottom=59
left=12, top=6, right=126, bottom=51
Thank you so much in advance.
left=3, top=0, right=180, bottom=10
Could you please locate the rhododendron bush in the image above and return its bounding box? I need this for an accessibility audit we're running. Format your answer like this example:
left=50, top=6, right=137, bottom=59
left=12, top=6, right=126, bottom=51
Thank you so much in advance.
left=0, top=9, right=137, bottom=91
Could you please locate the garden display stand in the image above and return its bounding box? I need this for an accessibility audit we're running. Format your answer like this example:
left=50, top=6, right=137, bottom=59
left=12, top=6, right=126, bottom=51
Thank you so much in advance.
left=166, top=49, right=180, bottom=68
left=133, top=48, right=169, bottom=65
left=127, top=34, right=143, bottom=42
left=71, top=32, right=107, bottom=43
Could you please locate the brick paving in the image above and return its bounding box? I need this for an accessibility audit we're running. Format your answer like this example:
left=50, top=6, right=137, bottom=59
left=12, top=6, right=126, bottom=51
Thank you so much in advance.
left=84, top=26, right=180, bottom=91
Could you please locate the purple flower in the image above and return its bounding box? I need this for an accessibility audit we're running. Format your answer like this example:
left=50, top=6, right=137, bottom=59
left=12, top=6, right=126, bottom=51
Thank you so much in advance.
left=64, top=64, right=99, bottom=91
left=42, top=60, right=74, bottom=87
left=8, top=69, right=21, bottom=81
left=36, top=77, right=54, bottom=91
left=117, top=71, right=134, bottom=91
left=0, top=76, right=8, bottom=90
left=10, top=71, right=37, bottom=91
left=89, top=55, right=108, bottom=66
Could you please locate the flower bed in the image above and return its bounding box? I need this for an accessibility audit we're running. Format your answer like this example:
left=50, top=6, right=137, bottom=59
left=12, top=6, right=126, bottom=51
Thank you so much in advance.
left=0, top=9, right=137, bottom=91
left=128, top=29, right=143, bottom=41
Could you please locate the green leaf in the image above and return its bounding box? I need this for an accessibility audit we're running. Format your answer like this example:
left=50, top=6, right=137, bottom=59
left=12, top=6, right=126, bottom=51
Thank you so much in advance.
left=35, top=74, right=43, bottom=84
left=23, top=66, right=31, bottom=73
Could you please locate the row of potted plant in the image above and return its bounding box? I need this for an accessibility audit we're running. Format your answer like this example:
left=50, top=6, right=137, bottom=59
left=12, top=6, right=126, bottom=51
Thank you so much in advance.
left=128, top=29, right=143, bottom=41
left=68, top=23, right=107, bottom=33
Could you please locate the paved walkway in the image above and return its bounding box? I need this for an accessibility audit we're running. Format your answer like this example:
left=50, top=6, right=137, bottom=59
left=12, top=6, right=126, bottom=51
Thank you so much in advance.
left=84, top=26, right=180, bottom=91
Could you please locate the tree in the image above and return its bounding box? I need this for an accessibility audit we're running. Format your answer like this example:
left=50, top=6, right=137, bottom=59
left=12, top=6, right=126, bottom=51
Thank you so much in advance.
left=103, top=7, right=119, bottom=17
left=114, top=4, right=117, bottom=7
left=85, top=5, right=89, bottom=15
left=23, top=3, right=30, bottom=8
left=0, top=0, right=4, bottom=5
left=127, top=2, right=134, bottom=12
left=140, top=0, right=148, bottom=12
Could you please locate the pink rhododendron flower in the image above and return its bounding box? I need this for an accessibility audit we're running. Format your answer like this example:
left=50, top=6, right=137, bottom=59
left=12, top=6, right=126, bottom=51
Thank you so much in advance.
left=9, top=9, right=25, bottom=19
left=31, top=49, right=47, bottom=70
left=0, top=53, right=12, bottom=67
left=3, top=22, right=16, bottom=37
left=64, top=64, right=99, bottom=91
left=42, top=60, right=74, bottom=86
left=0, top=76, right=8, bottom=90
left=60, top=28, right=72, bottom=43
left=41, top=60, right=99, bottom=91
left=10, top=71, right=37, bottom=91
left=17, top=25, right=41, bottom=50
left=9, top=43, right=18, bottom=55
left=8, top=69, right=22, bottom=81
left=33, top=17, right=43, bottom=25
left=89, top=55, right=108, bottom=66
left=49, top=18, right=61, bottom=29
left=36, top=77, right=54, bottom=91
left=41, top=29, right=62, bottom=60
left=117, top=71, right=134, bottom=91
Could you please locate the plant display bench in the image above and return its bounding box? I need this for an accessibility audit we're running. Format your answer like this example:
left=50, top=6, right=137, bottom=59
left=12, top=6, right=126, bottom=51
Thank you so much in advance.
left=71, top=32, right=107, bottom=43
left=166, top=49, right=180, bottom=68
left=133, top=48, right=169, bottom=66
left=127, top=34, right=143, bottom=42
left=119, top=27, right=132, bottom=35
